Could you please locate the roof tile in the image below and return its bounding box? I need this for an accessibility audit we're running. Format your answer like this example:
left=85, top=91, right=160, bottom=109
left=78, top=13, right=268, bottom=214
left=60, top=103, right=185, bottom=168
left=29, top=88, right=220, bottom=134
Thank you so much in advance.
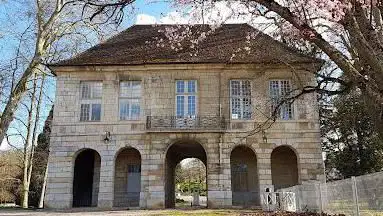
left=52, top=24, right=321, bottom=66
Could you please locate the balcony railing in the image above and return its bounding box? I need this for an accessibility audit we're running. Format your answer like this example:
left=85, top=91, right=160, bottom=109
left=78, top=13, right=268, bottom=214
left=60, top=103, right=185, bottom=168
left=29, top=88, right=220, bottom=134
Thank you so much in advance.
left=146, top=116, right=226, bottom=131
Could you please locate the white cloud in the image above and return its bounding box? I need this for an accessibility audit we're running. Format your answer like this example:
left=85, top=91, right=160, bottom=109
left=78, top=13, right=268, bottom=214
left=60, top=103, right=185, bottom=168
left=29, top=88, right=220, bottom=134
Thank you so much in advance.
left=134, top=1, right=277, bottom=34
left=159, top=11, right=189, bottom=24
left=135, top=14, right=157, bottom=25
left=0, top=138, right=10, bottom=151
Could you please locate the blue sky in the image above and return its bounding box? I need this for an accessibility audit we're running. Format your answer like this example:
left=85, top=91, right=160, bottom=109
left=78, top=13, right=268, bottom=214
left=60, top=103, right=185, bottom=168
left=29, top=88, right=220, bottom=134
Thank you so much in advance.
left=0, top=1, right=176, bottom=150
left=121, top=1, right=174, bottom=27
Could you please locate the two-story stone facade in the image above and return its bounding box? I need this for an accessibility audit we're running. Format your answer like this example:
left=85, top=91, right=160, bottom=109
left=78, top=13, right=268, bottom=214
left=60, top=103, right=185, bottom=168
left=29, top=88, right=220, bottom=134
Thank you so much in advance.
left=45, top=24, right=325, bottom=209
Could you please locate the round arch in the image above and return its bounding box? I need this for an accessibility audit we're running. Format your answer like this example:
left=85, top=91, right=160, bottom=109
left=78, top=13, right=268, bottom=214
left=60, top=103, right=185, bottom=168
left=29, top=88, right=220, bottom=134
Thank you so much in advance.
left=229, top=144, right=258, bottom=157
left=164, top=138, right=208, bottom=163
left=230, top=145, right=259, bottom=207
left=164, top=139, right=208, bottom=208
left=271, top=145, right=299, bottom=190
left=72, top=148, right=101, bottom=207
left=113, top=147, right=142, bottom=207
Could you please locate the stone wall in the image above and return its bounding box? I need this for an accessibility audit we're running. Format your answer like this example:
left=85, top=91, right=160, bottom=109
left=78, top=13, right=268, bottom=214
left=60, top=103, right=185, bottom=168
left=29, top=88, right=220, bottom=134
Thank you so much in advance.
left=45, top=64, right=324, bottom=209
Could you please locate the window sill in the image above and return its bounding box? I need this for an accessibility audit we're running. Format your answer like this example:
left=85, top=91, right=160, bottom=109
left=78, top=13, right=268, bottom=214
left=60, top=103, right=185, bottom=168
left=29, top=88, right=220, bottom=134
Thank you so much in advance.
left=79, top=120, right=101, bottom=123
left=119, top=119, right=143, bottom=122
left=228, top=119, right=313, bottom=123
left=229, top=119, right=254, bottom=122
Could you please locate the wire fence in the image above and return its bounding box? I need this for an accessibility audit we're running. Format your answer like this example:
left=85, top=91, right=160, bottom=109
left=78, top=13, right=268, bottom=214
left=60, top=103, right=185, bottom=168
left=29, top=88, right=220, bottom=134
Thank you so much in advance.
left=279, top=171, right=383, bottom=216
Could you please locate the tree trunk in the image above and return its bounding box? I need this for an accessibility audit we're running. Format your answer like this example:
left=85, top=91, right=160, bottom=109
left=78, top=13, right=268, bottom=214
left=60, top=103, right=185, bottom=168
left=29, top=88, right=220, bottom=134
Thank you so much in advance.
left=38, top=163, right=48, bottom=209
left=27, top=74, right=46, bottom=195
left=0, top=61, right=39, bottom=147
left=21, top=74, right=38, bottom=209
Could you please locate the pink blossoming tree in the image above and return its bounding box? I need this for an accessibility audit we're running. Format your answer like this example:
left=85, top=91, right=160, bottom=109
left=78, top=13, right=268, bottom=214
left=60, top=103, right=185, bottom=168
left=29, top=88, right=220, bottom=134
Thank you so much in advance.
left=92, top=0, right=383, bottom=104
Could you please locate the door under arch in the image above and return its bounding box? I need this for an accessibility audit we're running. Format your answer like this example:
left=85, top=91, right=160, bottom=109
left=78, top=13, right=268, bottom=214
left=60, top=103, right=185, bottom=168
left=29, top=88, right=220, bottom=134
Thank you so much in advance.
left=230, top=145, right=259, bottom=206
left=114, top=147, right=141, bottom=207
left=271, top=146, right=299, bottom=190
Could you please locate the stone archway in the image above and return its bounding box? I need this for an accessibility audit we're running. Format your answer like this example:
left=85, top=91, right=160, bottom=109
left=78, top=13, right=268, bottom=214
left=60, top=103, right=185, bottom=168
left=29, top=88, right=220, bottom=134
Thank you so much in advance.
left=165, top=140, right=207, bottom=208
left=72, top=149, right=101, bottom=207
left=114, top=147, right=141, bottom=207
left=230, top=145, right=259, bottom=206
left=271, top=146, right=299, bottom=190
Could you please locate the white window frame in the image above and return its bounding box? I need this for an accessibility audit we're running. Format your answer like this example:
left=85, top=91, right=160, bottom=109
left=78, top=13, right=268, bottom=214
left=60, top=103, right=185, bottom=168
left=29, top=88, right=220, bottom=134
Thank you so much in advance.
left=175, top=80, right=198, bottom=118
left=80, top=81, right=102, bottom=122
left=119, top=81, right=142, bottom=121
left=230, top=80, right=252, bottom=120
left=269, top=80, right=294, bottom=120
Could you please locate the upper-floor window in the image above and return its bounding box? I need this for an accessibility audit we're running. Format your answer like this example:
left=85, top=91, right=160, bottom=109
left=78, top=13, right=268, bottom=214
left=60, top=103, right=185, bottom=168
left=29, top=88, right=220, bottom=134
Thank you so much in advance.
left=269, top=80, right=294, bottom=120
left=230, top=80, right=252, bottom=120
left=176, top=80, right=197, bottom=117
left=80, top=81, right=102, bottom=121
left=119, top=81, right=141, bottom=120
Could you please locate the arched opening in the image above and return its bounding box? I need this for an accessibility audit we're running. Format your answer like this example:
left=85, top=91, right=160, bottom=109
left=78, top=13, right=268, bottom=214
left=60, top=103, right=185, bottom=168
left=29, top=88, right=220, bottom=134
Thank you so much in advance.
left=72, top=149, right=101, bottom=207
left=174, top=158, right=207, bottom=208
left=165, top=140, right=207, bottom=208
left=271, top=146, right=299, bottom=190
left=113, top=147, right=141, bottom=207
left=230, top=145, right=259, bottom=206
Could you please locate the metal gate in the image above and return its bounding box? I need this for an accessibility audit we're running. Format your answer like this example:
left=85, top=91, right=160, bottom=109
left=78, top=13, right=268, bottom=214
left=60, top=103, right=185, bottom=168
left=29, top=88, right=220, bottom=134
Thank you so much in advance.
left=261, top=192, right=296, bottom=212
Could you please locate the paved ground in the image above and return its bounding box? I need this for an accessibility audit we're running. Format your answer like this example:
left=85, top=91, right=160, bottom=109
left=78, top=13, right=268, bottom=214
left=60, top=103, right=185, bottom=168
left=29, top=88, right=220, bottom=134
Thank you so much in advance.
left=0, top=208, right=266, bottom=216
left=176, top=195, right=207, bottom=207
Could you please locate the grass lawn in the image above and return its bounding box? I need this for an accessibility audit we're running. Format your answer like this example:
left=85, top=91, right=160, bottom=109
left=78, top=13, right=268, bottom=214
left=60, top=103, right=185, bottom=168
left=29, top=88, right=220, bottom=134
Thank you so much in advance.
left=0, top=207, right=343, bottom=216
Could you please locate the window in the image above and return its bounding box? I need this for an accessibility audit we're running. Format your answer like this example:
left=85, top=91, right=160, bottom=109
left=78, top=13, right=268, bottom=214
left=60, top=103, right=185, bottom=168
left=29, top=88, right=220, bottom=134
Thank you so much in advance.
left=80, top=82, right=102, bottom=121
left=175, top=80, right=197, bottom=117
left=128, top=164, right=141, bottom=173
left=119, top=81, right=141, bottom=120
left=231, top=163, right=248, bottom=192
left=269, top=80, right=294, bottom=120
left=230, top=80, right=252, bottom=120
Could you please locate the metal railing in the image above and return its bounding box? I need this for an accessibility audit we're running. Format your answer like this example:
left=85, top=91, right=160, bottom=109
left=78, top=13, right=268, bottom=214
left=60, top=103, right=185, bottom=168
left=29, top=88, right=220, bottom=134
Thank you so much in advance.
left=146, top=116, right=226, bottom=131
left=261, top=191, right=297, bottom=212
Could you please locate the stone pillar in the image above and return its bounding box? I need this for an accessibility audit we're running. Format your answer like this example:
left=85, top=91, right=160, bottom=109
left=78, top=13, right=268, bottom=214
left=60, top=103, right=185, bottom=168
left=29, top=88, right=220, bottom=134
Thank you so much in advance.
left=97, top=154, right=114, bottom=208
left=140, top=152, right=150, bottom=208
left=258, top=143, right=273, bottom=208
left=206, top=136, right=232, bottom=208
left=192, top=191, right=200, bottom=206
left=144, top=139, right=165, bottom=209
left=44, top=152, right=73, bottom=209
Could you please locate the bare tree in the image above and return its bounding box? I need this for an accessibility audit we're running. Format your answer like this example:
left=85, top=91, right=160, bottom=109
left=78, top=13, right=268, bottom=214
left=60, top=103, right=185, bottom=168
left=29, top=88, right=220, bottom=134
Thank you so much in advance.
left=0, top=0, right=137, bottom=147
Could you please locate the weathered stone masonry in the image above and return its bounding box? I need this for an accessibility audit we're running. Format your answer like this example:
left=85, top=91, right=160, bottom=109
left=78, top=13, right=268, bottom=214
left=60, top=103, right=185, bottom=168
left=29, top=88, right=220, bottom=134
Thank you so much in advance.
left=45, top=64, right=324, bottom=209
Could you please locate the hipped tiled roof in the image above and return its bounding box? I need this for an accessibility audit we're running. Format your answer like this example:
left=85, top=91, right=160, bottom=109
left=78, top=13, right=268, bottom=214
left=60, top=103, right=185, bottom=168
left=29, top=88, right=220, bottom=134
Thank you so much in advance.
left=52, top=24, right=321, bottom=66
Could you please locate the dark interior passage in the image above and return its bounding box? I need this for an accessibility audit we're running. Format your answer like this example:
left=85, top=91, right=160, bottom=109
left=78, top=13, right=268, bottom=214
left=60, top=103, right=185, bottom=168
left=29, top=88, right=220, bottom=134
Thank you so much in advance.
left=72, top=149, right=101, bottom=207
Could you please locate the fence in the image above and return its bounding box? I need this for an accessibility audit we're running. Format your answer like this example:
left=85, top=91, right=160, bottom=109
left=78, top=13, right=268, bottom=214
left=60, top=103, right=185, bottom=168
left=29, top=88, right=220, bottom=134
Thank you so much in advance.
left=261, top=191, right=297, bottom=212
left=279, top=171, right=383, bottom=216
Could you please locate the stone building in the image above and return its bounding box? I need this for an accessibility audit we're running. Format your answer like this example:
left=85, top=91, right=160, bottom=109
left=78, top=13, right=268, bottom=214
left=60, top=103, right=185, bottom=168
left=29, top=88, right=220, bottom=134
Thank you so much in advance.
left=45, top=24, right=324, bottom=209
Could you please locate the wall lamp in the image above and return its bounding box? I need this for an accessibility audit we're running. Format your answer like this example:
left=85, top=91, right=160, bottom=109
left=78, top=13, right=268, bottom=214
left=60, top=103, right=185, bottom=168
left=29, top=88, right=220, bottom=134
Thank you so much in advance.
left=104, top=131, right=111, bottom=143
left=262, top=130, right=268, bottom=143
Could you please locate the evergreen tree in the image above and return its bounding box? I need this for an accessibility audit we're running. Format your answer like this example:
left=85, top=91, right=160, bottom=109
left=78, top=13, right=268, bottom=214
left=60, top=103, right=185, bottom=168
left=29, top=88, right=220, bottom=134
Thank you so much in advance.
left=322, top=92, right=383, bottom=180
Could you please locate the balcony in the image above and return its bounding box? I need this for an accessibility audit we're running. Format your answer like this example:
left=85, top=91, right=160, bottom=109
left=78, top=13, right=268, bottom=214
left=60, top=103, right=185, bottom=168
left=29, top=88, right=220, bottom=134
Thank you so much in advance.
left=146, top=116, right=226, bottom=132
